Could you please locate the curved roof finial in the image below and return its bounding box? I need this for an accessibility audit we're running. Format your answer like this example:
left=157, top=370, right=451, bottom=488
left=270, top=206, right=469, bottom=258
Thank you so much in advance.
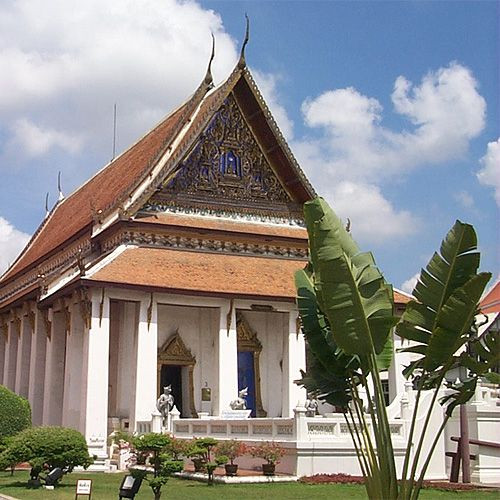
left=203, top=33, right=216, bottom=87
left=237, top=14, right=250, bottom=69
left=57, top=171, right=64, bottom=201
left=45, top=192, right=50, bottom=217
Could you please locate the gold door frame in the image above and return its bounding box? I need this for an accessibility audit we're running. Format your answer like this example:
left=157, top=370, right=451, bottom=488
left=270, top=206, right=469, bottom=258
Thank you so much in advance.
left=157, top=330, right=197, bottom=418
left=236, top=312, right=267, bottom=417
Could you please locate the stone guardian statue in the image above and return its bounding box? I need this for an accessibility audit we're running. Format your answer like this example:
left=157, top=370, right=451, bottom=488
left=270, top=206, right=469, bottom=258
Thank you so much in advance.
left=156, top=385, right=175, bottom=426
left=230, top=387, right=248, bottom=410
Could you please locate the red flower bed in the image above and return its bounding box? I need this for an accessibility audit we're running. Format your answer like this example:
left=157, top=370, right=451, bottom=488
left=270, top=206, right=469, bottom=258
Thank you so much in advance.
left=300, top=474, right=494, bottom=491
left=300, top=473, right=364, bottom=485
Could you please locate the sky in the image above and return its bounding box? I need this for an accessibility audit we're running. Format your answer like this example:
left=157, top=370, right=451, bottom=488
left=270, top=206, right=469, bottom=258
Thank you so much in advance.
left=0, top=0, right=498, bottom=293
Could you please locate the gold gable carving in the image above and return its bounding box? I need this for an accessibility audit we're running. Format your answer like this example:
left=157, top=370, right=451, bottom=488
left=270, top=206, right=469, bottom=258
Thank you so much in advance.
left=149, top=94, right=301, bottom=219
left=236, top=313, right=262, bottom=352
left=158, top=330, right=196, bottom=365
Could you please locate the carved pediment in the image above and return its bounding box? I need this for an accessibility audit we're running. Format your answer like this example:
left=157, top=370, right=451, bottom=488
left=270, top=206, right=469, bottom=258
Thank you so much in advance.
left=158, top=330, right=195, bottom=365
left=148, top=94, right=302, bottom=220
left=236, top=312, right=262, bottom=352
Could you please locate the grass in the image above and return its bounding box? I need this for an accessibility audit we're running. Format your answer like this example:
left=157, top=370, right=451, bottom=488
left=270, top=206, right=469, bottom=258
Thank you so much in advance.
left=0, top=471, right=498, bottom=499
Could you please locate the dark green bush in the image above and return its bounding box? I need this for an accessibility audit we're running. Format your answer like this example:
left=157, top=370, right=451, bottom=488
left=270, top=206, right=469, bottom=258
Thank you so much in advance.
left=0, top=426, right=93, bottom=475
left=0, top=385, right=31, bottom=441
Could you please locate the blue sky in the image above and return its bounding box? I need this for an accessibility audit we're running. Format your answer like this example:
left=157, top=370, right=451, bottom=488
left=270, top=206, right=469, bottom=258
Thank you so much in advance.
left=0, top=0, right=498, bottom=292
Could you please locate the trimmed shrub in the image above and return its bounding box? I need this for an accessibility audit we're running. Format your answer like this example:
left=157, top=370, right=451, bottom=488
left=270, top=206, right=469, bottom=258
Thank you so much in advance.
left=0, top=426, right=93, bottom=476
left=0, top=385, right=31, bottom=441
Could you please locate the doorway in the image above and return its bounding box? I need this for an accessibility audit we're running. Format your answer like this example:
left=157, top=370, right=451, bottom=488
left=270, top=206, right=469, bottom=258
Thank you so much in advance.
left=237, top=351, right=256, bottom=417
left=160, top=365, right=183, bottom=416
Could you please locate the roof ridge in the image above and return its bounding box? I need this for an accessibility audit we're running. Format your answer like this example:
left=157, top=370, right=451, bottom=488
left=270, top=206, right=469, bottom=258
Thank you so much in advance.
left=241, top=68, right=316, bottom=198
left=121, top=65, right=244, bottom=217
left=0, top=82, right=213, bottom=285
left=99, top=76, right=217, bottom=221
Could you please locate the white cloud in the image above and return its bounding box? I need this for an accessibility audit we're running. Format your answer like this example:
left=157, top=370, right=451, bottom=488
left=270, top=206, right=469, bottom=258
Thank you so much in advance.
left=10, top=118, right=83, bottom=156
left=454, top=190, right=475, bottom=209
left=0, top=217, right=30, bottom=275
left=323, top=182, right=419, bottom=244
left=297, top=62, right=485, bottom=183
left=0, top=0, right=239, bottom=162
left=477, top=138, right=500, bottom=206
left=401, top=272, right=420, bottom=295
left=293, top=62, right=485, bottom=243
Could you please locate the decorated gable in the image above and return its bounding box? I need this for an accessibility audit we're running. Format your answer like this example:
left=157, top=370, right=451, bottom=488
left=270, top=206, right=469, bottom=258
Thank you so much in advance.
left=145, top=93, right=303, bottom=222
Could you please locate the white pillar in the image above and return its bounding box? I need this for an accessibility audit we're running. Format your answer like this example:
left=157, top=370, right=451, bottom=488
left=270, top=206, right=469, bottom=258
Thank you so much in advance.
left=282, top=310, right=307, bottom=417
left=132, top=295, right=158, bottom=429
left=0, top=322, right=5, bottom=385
left=15, top=310, right=32, bottom=398
left=42, top=309, right=67, bottom=426
left=62, top=301, right=85, bottom=431
left=81, top=289, right=110, bottom=459
left=28, top=308, right=47, bottom=425
left=5, top=317, right=19, bottom=390
left=214, top=300, right=238, bottom=415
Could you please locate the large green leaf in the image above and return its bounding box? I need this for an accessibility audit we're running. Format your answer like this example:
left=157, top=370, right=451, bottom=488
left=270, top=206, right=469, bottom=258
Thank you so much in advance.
left=424, top=272, right=491, bottom=371
left=303, top=198, right=397, bottom=358
left=294, top=265, right=359, bottom=386
left=397, top=221, right=487, bottom=374
left=408, top=220, right=479, bottom=331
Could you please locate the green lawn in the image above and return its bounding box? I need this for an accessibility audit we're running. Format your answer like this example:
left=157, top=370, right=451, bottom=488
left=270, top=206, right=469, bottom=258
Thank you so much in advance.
left=0, top=471, right=498, bottom=499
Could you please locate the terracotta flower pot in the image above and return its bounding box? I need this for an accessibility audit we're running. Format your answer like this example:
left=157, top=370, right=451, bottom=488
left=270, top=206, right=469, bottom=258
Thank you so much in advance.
left=262, top=463, right=276, bottom=476
left=225, top=463, right=238, bottom=476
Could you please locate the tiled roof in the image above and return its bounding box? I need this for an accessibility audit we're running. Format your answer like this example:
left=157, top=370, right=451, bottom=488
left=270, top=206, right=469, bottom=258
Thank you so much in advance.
left=480, top=281, right=500, bottom=314
left=0, top=101, right=191, bottom=283
left=136, top=213, right=308, bottom=240
left=1, top=65, right=315, bottom=287
left=87, top=247, right=411, bottom=305
left=393, top=289, right=412, bottom=305
left=87, top=247, right=305, bottom=300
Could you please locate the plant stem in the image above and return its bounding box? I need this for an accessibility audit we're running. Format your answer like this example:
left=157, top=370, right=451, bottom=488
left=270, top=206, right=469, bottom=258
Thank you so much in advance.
left=399, top=374, right=425, bottom=499
left=406, top=371, right=447, bottom=500
left=368, top=352, right=398, bottom=499
left=410, top=415, right=450, bottom=500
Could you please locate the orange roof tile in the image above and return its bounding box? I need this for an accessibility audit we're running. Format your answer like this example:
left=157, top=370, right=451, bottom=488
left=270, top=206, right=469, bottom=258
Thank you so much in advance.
left=1, top=100, right=193, bottom=284
left=136, top=213, right=308, bottom=240
left=480, top=281, right=500, bottom=314
left=88, top=247, right=305, bottom=300
left=393, top=289, right=412, bottom=304
left=87, top=247, right=410, bottom=304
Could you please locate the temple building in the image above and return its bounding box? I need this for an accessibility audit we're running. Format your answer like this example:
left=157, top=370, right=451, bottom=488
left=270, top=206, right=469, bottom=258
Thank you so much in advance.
left=0, top=48, right=413, bottom=468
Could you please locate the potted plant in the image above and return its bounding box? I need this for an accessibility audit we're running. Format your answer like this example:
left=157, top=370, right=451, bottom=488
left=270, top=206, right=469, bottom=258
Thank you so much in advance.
left=215, top=440, right=247, bottom=476
left=187, top=438, right=218, bottom=483
left=250, top=441, right=285, bottom=476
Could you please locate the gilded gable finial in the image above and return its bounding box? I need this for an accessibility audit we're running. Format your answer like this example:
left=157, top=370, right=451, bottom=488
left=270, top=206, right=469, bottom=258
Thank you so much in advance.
left=203, top=33, right=216, bottom=87
left=237, top=14, right=250, bottom=70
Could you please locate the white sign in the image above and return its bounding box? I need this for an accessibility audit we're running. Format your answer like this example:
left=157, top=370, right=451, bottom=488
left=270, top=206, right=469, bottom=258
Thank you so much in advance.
left=221, top=409, right=252, bottom=419
left=76, top=479, right=92, bottom=495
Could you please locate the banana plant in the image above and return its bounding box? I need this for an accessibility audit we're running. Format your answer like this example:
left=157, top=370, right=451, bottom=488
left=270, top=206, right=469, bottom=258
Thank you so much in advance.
left=294, top=198, right=493, bottom=500
left=295, top=197, right=399, bottom=499
left=396, top=220, right=492, bottom=500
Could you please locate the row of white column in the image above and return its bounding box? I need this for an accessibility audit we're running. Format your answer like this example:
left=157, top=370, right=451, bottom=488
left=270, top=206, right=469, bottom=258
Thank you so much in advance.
left=1, top=289, right=306, bottom=460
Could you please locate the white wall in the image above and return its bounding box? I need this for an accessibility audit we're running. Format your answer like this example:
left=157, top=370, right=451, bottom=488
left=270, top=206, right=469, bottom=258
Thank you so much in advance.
left=115, top=301, right=138, bottom=419
left=157, top=304, right=218, bottom=415
left=242, top=310, right=286, bottom=417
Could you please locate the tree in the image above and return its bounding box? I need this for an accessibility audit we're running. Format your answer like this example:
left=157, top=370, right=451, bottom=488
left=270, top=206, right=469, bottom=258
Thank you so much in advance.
left=128, top=433, right=184, bottom=500
left=0, top=385, right=31, bottom=446
left=0, top=426, right=93, bottom=482
left=295, top=197, right=495, bottom=500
